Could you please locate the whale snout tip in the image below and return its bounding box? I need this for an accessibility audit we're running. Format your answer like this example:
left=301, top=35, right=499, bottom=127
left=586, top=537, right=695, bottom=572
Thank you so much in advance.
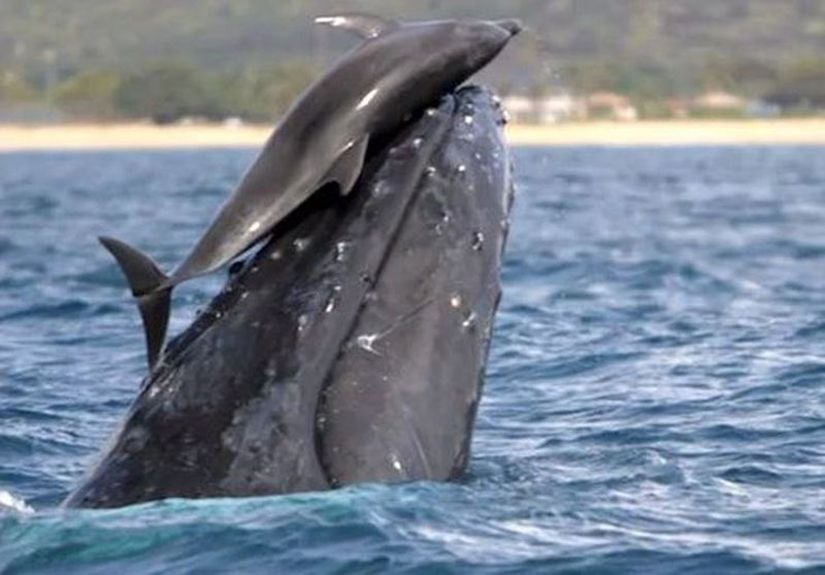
left=495, top=19, right=523, bottom=37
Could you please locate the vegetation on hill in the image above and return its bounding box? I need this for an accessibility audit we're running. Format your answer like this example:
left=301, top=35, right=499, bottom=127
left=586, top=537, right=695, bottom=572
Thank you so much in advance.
left=1, top=0, right=824, bottom=122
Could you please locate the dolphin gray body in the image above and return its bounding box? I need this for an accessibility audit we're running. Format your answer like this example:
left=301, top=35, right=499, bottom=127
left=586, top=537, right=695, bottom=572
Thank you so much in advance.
left=64, top=86, right=514, bottom=509
left=100, top=14, right=520, bottom=369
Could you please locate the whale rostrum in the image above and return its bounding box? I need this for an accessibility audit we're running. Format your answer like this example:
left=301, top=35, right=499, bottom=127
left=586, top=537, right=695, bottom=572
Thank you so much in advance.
left=64, top=86, right=514, bottom=509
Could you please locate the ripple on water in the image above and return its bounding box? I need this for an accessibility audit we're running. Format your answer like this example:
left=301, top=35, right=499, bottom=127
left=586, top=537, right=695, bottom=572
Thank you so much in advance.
left=1, top=147, right=825, bottom=572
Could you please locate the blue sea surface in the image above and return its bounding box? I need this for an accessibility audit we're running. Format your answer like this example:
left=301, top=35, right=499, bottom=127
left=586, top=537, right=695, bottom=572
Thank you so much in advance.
left=1, top=146, right=824, bottom=574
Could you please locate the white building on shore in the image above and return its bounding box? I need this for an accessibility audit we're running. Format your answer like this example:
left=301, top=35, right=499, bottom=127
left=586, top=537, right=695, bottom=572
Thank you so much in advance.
left=502, top=93, right=582, bottom=124
left=502, top=92, right=637, bottom=124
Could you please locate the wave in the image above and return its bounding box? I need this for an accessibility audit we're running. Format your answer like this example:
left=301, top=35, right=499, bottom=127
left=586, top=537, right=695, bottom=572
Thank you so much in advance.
left=0, top=490, right=34, bottom=516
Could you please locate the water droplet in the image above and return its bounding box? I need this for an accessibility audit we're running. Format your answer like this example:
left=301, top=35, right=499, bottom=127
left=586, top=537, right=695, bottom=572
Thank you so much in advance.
left=325, top=286, right=342, bottom=313
left=472, top=231, right=484, bottom=251
left=464, top=115, right=474, bottom=125
left=293, top=238, right=310, bottom=252
left=372, top=181, right=391, bottom=197
left=269, top=250, right=283, bottom=261
left=248, top=221, right=262, bottom=233
left=426, top=108, right=437, bottom=117
left=412, top=137, right=423, bottom=149
left=474, top=152, right=483, bottom=161
left=426, top=166, right=437, bottom=176
left=356, top=333, right=380, bottom=355
left=450, top=294, right=462, bottom=309
left=297, top=314, right=309, bottom=333
left=457, top=164, right=467, bottom=174
left=462, top=311, right=478, bottom=331
left=391, top=455, right=403, bottom=472
left=335, top=242, right=349, bottom=262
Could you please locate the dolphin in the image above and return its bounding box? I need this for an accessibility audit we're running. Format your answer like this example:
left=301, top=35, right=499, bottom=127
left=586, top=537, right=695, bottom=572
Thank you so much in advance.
left=63, top=86, right=514, bottom=509
left=99, top=14, right=521, bottom=369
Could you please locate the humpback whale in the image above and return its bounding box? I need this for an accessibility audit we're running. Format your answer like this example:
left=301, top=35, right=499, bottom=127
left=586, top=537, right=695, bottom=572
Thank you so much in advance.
left=100, top=15, right=521, bottom=369
left=64, top=86, right=514, bottom=509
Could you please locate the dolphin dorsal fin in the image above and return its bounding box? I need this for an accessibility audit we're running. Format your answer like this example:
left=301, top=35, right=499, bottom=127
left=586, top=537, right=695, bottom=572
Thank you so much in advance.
left=314, top=13, right=399, bottom=39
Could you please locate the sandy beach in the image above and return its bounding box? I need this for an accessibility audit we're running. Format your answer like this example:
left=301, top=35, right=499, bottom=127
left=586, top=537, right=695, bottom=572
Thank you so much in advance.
left=0, top=119, right=824, bottom=152
left=506, top=119, right=825, bottom=147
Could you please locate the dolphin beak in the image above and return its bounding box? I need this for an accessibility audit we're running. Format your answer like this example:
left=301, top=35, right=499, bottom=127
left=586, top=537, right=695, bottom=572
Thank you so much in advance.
left=495, top=19, right=523, bottom=37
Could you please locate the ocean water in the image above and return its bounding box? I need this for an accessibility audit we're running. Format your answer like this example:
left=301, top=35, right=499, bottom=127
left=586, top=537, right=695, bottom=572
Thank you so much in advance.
left=1, top=146, right=824, bottom=574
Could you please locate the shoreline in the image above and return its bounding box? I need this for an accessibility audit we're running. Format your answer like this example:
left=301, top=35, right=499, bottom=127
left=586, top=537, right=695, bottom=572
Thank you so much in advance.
left=506, top=119, right=825, bottom=146
left=0, top=119, right=824, bottom=152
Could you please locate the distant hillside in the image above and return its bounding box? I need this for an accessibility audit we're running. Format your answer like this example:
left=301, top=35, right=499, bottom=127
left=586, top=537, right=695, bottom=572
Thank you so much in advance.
left=2, top=1, right=824, bottom=122
left=2, top=0, right=823, bottom=80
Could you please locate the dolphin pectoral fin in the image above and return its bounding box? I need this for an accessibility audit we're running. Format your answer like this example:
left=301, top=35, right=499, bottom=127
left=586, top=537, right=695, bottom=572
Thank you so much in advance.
left=99, top=236, right=171, bottom=370
left=314, top=13, right=399, bottom=39
left=325, top=137, right=369, bottom=196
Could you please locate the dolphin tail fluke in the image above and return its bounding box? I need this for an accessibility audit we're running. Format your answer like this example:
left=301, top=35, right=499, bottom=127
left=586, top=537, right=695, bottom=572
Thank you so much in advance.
left=99, top=236, right=171, bottom=370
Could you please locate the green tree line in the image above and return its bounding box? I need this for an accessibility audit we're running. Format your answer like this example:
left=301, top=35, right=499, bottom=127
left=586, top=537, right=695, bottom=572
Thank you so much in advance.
left=2, top=0, right=825, bottom=122
left=7, top=56, right=823, bottom=123
left=1, top=60, right=319, bottom=124
left=558, top=55, right=825, bottom=117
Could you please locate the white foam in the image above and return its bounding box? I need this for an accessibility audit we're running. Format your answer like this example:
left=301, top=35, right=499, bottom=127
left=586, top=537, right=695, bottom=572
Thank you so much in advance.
left=0, top=490, right=34, bottom=516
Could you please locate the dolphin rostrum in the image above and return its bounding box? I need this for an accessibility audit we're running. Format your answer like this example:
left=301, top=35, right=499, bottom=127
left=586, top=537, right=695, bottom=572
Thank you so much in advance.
left=100, top=14, right=521, bottom=369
